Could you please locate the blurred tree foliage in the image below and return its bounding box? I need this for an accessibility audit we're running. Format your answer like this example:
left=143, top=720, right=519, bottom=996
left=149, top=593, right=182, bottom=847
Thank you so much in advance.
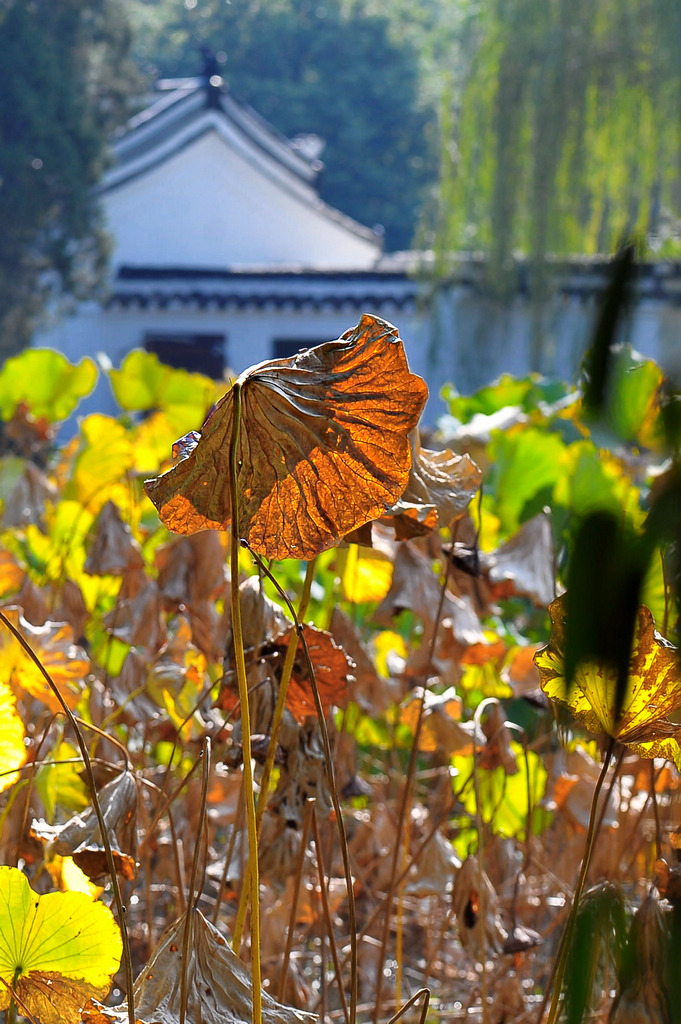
left=433, top=0, right=681, bottom=273
left=0, top=0, right=138, bottom=356
left=127, top=0, right=437, bottom=251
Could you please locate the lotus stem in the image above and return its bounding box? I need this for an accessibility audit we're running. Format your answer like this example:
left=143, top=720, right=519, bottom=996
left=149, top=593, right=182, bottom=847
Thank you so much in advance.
left=544, top=736, right=616, bottom=1024
left=227, top=382, right=262, bottom=1024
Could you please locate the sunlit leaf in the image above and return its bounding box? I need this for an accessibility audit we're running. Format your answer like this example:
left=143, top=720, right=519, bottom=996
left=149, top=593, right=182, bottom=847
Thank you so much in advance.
left=488, top=428, right=566, bottom=534
left=109, top=349, right=221, bottom=438
left=399, top=687, right=472, bottom=754
left=1, top=608, right=88, bottom=712
left=47, top=856, right=104, bottom=900
left=265, top=623, right=353, bottom=723
left=451, top=741, right=547, bottom=839
left=35, top=742, right=90, bottom=821
left=535, top=594, right=681, bottom=767
left=0, top=350, right=97, bottom=423
left=372, top=629, right=407, bottom=678
left=0, top=680, right=26, bottom=793
left=0, top=866, right=122, bottom=1024
left=145, top=314, right=428, bottom=559
left=341, top=544, right=393, bottom=603
left=0, top=547, right=26, bottom=598
left=70, top=416, right=136, bottom=509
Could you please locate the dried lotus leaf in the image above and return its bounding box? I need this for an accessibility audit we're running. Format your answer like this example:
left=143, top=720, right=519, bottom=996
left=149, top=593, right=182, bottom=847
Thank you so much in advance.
left=144, top=314, right=427, bottom=560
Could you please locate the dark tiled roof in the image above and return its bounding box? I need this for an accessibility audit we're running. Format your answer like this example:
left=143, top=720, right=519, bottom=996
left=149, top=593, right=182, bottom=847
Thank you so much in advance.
left=107, top=265, right=420, bottom=312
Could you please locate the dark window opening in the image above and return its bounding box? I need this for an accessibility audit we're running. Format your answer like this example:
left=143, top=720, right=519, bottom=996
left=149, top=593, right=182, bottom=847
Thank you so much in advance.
left=272, top=339, right=327, bottom=360
left=144, top=333, right=226, bottom=378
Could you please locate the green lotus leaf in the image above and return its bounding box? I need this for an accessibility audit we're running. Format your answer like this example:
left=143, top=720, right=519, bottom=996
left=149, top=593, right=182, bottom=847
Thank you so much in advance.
left=0, top=350, right=97, bottom=423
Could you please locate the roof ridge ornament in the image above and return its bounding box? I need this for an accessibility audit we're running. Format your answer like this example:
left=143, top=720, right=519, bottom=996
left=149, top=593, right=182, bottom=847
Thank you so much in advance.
left=200, top=44, right=224, bottom=108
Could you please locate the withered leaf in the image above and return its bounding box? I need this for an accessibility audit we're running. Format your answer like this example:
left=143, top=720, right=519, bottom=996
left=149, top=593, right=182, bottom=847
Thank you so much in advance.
left=485, top=513, right=556, bottom=607
left=268, top=623, right=354, bottom=723
left=31, top=770, right=138, bottom=882
left=1, top=607, right=88, bottom=713
left=386, top=429, right=481, bottom=538
left=82, top=908, right=315, bottom=1024
left=144, top=314, right=428, bottom=560
left=85, top=501, right=143, bottom=576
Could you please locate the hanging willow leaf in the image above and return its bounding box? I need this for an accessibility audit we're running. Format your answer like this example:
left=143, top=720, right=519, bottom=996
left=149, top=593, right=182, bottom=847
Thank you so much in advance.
left=144, top=314, right=428, bottom=560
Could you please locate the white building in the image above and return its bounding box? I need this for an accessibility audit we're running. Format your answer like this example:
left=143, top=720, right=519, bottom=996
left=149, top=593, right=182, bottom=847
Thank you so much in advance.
left=34, top=72, right=681, bottom=422
left=35, top=73, right=432, bottom=420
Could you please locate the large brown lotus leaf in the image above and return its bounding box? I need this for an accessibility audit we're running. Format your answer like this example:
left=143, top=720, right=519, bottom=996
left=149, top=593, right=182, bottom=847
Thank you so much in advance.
left=85, top=501, right=144, bottom=576
left=386, top=429, right=481, bottom=538
left=1, top=607, right=88, bottom=712
left=31, top=770, right=138, bottom=882
left=144, top=314, right=428, bottom=560
left=485, top=513, right=556, bottom=607
left=82, top=908, right=315, bottom=1024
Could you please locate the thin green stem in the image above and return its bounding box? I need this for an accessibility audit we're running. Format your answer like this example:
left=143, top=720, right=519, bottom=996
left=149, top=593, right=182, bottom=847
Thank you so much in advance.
left=256, top=558, right=316, bottom=834
left=544, top=736, right=616, bottom=1024
left=228, top=382, right=262, bottom=1024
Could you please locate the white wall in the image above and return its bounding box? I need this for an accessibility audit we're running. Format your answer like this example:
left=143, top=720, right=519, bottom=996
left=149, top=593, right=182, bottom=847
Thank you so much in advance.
left=104, top=131, right=380, bottom=271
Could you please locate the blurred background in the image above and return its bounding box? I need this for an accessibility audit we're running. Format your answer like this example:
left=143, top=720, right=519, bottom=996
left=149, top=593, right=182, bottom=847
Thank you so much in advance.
left=1, top=0, right=680, bottom=416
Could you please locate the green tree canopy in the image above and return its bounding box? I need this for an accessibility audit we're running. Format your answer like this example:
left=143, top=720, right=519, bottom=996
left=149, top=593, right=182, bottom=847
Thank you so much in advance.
left=0, top=0, right=138, bottom=355
left=129, top=0, right=436, bottom=251
left=434, top=0, right=681, bottom=270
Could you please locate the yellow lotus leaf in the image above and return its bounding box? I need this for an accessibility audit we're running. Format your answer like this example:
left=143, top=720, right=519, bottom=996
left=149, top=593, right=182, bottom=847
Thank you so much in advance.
left=0, top=866, right=122, bottom=1024
left=71, top=416, right=135, bottom=510
left=535, top=594, right=681, bottom=768
left=1, top=607, right=89, bottom=712
left=46, top=856, right=104, bottom=900
left=0, top=680, right=26, bottom=793
left=341, top=544, right=393, bottom=603
left=144, top=314, right=428, bottom=560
